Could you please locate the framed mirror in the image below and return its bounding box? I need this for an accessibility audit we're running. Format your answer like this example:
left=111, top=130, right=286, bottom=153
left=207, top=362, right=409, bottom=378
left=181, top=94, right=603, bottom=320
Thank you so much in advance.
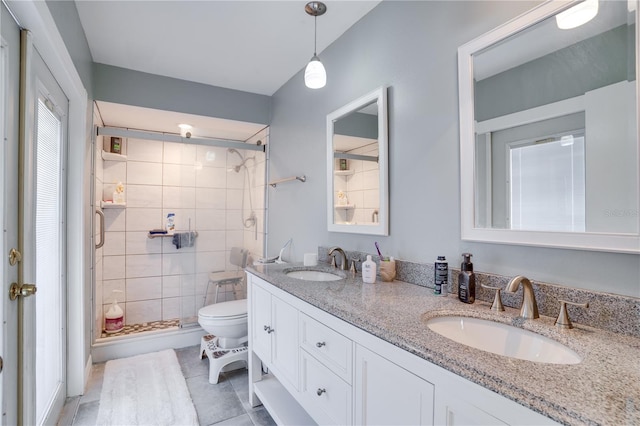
left=327, top=86, right=388, bottom=235
left=459, top=0, right=639, bottom=253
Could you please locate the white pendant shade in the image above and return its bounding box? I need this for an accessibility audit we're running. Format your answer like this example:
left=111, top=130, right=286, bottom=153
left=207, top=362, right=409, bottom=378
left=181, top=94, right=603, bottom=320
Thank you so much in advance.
left=304, top=56, right=327, bottom=89
left=556, top=0, right=599, bottom=30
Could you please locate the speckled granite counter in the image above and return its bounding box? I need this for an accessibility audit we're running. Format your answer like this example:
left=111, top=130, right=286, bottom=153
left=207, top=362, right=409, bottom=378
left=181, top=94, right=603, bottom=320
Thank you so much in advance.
left=247, top=262, right=640, bottom=426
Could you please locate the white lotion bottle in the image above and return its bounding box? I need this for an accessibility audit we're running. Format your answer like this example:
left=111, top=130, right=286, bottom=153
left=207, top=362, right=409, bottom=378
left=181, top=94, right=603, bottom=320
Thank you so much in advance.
left=362, top=255, right=377, bottom=284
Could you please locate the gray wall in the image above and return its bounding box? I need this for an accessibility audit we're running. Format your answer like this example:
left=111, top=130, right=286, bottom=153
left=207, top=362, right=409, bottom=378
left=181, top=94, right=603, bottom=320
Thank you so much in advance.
left=267, top=1, right=640, bottom=298
left=93, top=63, right=271, bottom=126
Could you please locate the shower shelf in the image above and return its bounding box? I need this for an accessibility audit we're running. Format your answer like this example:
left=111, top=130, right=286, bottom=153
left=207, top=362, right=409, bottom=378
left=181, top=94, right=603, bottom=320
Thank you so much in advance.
left=147, top=231, right=199, bottom=239
left=334, top=170, right=354, bottom=176
left=101, top=150, right=127, bottom=162
left=335, top=204, right=356, bottom=210
left=100, top=201, right=126, bottom=208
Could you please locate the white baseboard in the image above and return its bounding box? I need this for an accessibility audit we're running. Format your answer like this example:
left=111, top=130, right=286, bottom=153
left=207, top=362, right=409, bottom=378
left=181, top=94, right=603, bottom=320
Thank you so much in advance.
left=91, top=326, right=205, bottom=363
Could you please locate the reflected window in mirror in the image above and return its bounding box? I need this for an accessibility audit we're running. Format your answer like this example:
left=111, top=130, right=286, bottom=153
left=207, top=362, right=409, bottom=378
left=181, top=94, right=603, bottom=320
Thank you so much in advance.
left=327, top=87, right=388, bottom=235
left=458, top=0, right=639, bottom=252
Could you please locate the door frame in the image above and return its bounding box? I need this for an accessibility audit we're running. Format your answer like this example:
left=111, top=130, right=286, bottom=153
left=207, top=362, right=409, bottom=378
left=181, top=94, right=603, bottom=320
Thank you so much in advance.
left=7, top=0, right=89, bottom=397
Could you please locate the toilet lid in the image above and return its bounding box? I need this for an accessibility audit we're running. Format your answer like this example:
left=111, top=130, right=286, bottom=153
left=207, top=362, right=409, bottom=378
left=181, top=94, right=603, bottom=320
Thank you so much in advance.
left=199, top=299, right=247, bottom=318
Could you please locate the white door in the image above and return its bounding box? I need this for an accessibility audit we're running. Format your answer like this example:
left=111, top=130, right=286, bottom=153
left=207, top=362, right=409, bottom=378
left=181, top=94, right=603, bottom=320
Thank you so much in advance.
left=26, top=48, right=69, bottom=425
left=1, top=4, right=23, bottom=424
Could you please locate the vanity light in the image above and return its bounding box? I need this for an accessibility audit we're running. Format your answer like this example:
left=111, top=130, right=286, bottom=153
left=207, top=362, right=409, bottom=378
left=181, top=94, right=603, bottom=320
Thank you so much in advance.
left=304, top=2, right=327, bottom=89
left=556, top=0, right=599, bottom=30
left=178, top=123, right=193, bottom=138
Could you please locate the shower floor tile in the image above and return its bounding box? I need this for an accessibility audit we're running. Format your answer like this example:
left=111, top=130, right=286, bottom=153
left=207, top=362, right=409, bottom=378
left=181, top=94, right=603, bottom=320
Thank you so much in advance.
left=99, top=318, right=181, bottom=338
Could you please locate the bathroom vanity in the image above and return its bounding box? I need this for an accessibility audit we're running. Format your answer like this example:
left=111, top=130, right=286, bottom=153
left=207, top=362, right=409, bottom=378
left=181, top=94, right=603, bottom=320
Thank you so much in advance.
left=246, top=263, right=639, bottom=425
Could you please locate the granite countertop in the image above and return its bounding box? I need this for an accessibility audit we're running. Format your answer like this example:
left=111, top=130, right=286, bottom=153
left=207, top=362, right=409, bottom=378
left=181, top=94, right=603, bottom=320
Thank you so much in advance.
left=247, top=262, right=640, bottom=426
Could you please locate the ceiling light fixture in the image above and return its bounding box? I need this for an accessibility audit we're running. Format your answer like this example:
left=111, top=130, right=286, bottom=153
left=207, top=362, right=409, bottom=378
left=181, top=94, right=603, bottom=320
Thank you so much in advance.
left=556, top=0, right=599, bottom=30
left=304, top=2, right=327, bottom=89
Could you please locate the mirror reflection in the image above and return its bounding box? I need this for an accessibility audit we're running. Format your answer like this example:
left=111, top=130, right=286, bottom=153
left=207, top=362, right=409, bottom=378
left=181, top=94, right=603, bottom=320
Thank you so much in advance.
left=332, top=100, right=379, bottom=225
left=327, top=86, right=388, bottom=235
left=472, top=0, right=637, bottom=234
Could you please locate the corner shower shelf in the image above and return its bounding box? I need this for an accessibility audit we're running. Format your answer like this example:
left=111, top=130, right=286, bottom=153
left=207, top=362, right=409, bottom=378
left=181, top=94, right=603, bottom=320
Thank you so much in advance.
left=100, top=201, right=126, bottom=208
left=334, top=169, right=354, bottom=176
left=335, top=204, right=356, bottom=210
left=101, top=150, right=127, bottom=162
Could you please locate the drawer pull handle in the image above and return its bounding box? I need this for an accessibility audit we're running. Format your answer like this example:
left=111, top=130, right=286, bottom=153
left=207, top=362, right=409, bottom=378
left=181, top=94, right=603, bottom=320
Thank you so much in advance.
left=316, top=341, right=326, bottom=348
left=317, top=388, right=326, bottom=396
left=264, top=325, right=275, bottom=334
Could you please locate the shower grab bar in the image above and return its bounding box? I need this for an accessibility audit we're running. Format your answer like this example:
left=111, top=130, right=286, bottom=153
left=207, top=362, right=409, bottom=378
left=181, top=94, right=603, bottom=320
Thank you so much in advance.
left=269, top=175, right=306, bottom=187
left=95, top=209, right=105, bottom=249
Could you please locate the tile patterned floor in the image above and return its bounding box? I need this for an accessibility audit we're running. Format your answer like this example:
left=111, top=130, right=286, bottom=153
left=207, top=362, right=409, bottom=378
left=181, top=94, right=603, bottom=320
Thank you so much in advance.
left=99, top=319, right=181, bottom=339
left=63, top=345, right=275, bottom=426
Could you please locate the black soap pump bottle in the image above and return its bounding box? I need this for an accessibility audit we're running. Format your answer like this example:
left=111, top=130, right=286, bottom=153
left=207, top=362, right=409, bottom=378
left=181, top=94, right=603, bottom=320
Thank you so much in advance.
left=458, top=253, right=475, bottom=304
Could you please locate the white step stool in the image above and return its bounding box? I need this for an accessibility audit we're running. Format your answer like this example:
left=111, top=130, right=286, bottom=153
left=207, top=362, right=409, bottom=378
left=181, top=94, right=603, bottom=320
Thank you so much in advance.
left=199, top=334, right=248, bottom=384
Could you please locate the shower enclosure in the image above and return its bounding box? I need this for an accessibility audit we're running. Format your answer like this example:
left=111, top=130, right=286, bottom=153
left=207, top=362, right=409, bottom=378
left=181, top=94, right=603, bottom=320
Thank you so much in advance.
left=93, top=118, right=267, bottom=344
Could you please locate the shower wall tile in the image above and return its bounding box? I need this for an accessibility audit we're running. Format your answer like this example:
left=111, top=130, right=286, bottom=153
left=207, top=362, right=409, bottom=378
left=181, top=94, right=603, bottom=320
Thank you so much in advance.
left=126, top=231, right=162, bottom=255
left=226, top=230, right=244, bottom=250
left=163, top=142, right=196, bottom=165
left=126, top=185, right=162, bottom=208
left=162, top=252, right=196, bottom=276
left=103, top=160, right=126, bottom=185
left=196, top=209, right=226, bottom=231
left=163, top=164, right=196, bottom=187
left=127, top=161, right=163, bottom=185
left=126, top=208, right=162, bottom=231
left=162, top=275, right=181, bottom=298
left=163, top=186, right=196, bottom=209
left=104, top=209, right=126, bottom=232
left=103, top=279, right=125, bottom=301
left=226, top=169, right=245, bottom=189
left=180, top=274, right=196, bottom=297
left=197, top=145, right=226, bottom=168
left=161, top=236, right=196, bottom=254
left=103, top=256, right=125, bottom=280
left=226, top=210, right=243, bottom=230
left=125, top=299, right=161, bottom=324
left=125, top=254, right=162, bottom=278
left=181, top=296, right=196, bottom=319
left=196, top=230, right=226, bottom=252
left=195, top=188, right=226, bottom=209
left=126, top=277, right=162, bottom=301
left=227, top=189, right=243, bottom=210
left=196, top=251, right=225, bottom=274
left=127, top=138, right=163, bottom=163
left=162, top=297, right=181, bottom=320
left=103, top=231, right=125, bottom=256
left=196, top=166, right=227, bottom=188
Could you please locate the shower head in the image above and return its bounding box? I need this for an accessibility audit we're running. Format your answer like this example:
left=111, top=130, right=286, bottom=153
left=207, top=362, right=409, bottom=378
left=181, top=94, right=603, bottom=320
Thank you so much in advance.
left=227, top=148, right=255, bottom=173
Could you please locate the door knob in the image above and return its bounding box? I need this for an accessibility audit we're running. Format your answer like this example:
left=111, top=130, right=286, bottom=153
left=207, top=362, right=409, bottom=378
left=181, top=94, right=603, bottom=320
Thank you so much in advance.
left=9, top=283, right=37, bottom=301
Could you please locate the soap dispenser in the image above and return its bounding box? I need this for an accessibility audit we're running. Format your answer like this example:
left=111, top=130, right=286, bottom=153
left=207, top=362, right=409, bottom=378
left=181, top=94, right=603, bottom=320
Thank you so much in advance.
left=458, top=253, right=475, bottom=304
left=362, top=255, right=377, bottom=284
left=105, top=290, right=124, bottom=333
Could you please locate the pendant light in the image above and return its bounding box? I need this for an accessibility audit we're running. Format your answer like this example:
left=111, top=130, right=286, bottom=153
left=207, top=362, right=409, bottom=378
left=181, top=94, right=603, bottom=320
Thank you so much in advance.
left=304, top=2, right=327, bottom=89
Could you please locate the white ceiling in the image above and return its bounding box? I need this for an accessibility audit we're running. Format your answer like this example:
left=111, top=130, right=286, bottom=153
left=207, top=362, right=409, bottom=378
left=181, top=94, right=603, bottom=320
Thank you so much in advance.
left=76, top=0, right=380, bottom=96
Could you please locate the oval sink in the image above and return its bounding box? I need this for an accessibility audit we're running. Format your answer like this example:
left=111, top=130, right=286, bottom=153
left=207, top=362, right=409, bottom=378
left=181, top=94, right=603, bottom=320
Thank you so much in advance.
left=426, top=316, right=581, bottom=364
left=286, top=270, right=343, bottom=281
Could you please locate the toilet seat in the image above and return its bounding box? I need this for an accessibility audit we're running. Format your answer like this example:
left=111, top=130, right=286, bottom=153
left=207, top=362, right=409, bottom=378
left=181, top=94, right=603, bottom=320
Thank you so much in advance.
left=198, top=299, right=247, bottom=319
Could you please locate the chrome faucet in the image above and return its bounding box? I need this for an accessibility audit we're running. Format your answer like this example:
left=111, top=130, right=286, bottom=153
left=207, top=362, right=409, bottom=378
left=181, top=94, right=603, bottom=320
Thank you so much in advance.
left=328, top=247, right=348, bottom=270
left=505, top=275, right=539, bottom=319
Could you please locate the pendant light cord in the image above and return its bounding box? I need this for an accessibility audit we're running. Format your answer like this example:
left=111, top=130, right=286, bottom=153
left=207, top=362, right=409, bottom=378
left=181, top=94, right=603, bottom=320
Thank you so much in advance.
left=314, top=14, right=318, bottom=56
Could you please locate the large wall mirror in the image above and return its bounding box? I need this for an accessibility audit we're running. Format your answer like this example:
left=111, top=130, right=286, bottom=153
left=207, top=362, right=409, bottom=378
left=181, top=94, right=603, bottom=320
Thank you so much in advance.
left=327, top=86, right=388, bottom=235
left=459, top=0, right=639, bottom=252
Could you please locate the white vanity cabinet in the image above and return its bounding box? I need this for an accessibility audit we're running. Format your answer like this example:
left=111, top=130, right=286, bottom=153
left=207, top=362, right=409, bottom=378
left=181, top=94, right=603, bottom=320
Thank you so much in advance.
left=247, top=272, right=558, bottom=426
left=355, top=344, right=434, bottom=425
left=250, top=279, right=299, bottom=391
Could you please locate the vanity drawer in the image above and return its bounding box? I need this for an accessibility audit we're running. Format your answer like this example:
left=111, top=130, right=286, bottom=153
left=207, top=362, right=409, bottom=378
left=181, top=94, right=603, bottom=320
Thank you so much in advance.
left=300, top=349, right=352, bottom=425
left=300, top=312, right=353, bottom=383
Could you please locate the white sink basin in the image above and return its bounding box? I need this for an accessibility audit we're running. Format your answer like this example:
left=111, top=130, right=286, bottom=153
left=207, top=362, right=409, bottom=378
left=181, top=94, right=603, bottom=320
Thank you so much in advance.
left=426, top=316, right=581, bottom=364
left=286, top=270, right=343, bottom=281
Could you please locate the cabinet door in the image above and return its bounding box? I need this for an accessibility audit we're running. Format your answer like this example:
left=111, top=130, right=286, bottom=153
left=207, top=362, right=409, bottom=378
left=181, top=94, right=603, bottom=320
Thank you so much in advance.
left=252, top=283, right=272, bottom=362
left=355, top=345, right=434, bottom=426
left=271, top=295, right=299, bottom=389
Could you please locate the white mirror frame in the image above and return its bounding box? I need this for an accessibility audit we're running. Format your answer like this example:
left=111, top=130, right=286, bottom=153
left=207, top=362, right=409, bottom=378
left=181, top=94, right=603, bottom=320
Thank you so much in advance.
left=458, top=0, right=640, bottom=253
left=327, top=86, right=389, bottom=235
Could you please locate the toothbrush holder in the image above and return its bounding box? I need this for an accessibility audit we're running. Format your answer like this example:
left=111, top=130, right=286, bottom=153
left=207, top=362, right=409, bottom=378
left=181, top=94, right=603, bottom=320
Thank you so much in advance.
left=379, top=258, right=396, bottom=282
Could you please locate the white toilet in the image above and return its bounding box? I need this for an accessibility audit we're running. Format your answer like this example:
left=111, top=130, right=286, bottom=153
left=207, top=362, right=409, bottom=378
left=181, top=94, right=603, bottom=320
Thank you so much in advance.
left=198, top=299, right=249, bottom=384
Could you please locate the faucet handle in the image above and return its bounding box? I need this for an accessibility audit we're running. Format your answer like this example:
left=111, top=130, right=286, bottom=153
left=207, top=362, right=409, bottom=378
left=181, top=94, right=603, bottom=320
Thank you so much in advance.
left=555, top=300, right=589, bottom=329
left=349, top=258, right=359, bottom=274
left=481, top=284, right=505, bottom=312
